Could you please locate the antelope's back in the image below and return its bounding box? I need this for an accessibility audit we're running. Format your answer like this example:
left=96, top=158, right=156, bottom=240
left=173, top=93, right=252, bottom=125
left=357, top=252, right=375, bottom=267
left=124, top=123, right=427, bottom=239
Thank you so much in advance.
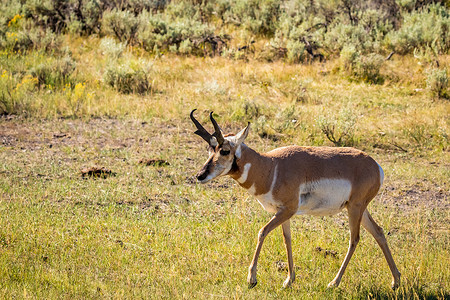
left=266, top=146, right=383, bottom=204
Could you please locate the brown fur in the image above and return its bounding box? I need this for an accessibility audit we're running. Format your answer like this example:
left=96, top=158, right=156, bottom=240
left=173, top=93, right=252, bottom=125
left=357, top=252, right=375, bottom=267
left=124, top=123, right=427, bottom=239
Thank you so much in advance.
left=229, top=144, right=381, bottom=212
left=192, top=119, right=400, bottom=290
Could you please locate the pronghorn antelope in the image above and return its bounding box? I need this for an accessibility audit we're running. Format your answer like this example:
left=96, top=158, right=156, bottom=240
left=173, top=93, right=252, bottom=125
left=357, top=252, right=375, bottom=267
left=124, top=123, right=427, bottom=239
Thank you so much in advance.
left=190, top=109, right=401, bottom=289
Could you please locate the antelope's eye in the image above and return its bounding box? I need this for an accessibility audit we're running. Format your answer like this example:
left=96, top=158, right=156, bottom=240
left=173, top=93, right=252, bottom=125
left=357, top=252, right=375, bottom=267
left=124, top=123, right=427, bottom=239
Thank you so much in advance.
left=220, top=149, right=230, bottom=156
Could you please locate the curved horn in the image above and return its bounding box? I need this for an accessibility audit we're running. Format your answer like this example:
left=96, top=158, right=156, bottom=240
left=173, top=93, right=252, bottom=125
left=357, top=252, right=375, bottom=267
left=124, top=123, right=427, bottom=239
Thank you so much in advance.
left=210, top=112, right=224, bottom=146
left=190, top=109, right=213, bottom=145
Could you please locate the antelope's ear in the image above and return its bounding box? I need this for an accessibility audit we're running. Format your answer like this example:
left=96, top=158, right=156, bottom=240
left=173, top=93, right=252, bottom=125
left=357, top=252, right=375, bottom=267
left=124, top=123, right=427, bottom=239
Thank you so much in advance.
left=235, top=122, right=250, bottom=146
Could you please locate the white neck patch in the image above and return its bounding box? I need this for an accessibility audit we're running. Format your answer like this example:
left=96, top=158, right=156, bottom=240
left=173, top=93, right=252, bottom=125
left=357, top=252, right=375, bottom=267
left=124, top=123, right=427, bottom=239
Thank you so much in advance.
left=235, top=144, right=242, bottom=159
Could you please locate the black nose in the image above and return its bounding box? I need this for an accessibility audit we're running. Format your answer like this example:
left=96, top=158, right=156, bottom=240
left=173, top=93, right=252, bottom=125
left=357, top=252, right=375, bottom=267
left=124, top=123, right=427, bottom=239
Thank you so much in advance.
left=197, top=172, right=207, bottom=181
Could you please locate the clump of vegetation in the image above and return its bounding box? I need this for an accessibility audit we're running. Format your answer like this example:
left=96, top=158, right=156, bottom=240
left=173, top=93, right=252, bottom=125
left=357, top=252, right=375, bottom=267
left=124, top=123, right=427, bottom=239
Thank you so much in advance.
left=30, top=56, right=76, bottom=89
left=99, top=37, right=126, bottom=60
left=64, top=82, right=94, bottom=116
left=1, top=0, right=448, bottom=59
left=426, top=67, right=449, bottom=99
left=0, top=13, right=62, bottom=53
left=318, top=107, right=358, bottom=147
left=103, top=61, right=152, bottom=95
left=102, top=9, right=141, bottom=44
left=353, top=53, right=385, bottom=84
left=340, top=46, right=385, bottom=84
left=0, top=70, right=37, bottom=115
left=223, top=0, right=281, bottom=36
left=137, top=12, right=224, bottom=56
left=21, top=0, right=161, bottom=35
left=385, top=4, right=449, bottom=55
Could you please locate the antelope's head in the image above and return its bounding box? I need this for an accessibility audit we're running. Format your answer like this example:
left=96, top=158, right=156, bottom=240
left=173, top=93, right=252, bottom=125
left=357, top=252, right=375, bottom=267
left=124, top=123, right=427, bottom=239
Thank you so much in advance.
left=190, top=109, right=249, bottom=183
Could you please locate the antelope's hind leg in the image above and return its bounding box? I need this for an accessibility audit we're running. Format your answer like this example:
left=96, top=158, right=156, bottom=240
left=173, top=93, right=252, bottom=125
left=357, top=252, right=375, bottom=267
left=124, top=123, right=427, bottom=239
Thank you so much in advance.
left=327, top=204, right=363, bottom=288
left=361, top=209, right=401, bottom=290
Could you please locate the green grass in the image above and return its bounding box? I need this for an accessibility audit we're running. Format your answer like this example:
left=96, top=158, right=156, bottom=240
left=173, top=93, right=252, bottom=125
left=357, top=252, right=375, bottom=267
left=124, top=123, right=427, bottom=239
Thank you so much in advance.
left=0, top=36, right=449, bottom=299
left=0, top=117, right=448, bottom=299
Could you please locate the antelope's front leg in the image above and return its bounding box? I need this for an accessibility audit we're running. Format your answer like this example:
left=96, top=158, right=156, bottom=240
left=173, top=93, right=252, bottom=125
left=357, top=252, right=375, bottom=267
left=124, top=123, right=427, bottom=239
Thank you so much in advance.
left=248, top=210, right=294, bottom=289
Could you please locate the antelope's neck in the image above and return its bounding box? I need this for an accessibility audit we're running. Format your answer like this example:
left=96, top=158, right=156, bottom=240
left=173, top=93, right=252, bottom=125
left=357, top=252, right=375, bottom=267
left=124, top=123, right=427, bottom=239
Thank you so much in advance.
left=229, top=144, right=275, bottom=195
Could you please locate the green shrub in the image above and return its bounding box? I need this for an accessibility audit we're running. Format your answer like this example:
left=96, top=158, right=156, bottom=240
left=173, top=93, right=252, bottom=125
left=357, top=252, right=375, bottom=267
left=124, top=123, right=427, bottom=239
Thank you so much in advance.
left=27, top=27, right=62, bottom=53
left=230, top=98, right=263, bottom=122
left=0, top=1, right=22, bottom=29
left=178, top=39, right=193, bottom=54
left=102, top=9, right=141, bottom=43
left=286, top=40, right=308, bottom=63
left=385, top=4, right=449, bottom=54
left=318, top=106, right=358, bottom=147
left=264, top=1, right=323, bottom=62
left=0, top=0, right=448, bottom=63
left=0, top=14, right=29, bottom=52
left=353, top=53, right=385, bottom=84
left=324, top=23, right=383, bottom=53
left=30, top=56, right=76, bottom=89
left=100, top=0, right=169, bottom=15
left=0, top=12, right=62, bottom=54
left=22, top=0, right=166, bottom=35
left=1, top=30, right=32, bottom=53
left=243, top=100, right=262, bottom=119
left=340, top=45, right=360, bottom=72
left=340, top=46, right=384, bottom=84
left=136, top=12, right=219, bottom=56
left=275, top=102, right=298, bottom=132
left=24, top=0, right=88, bottom=34
left=103, top=60, right=152, bottom=95
left=265, top=0, right=398, bottom=62
left=165, top=0, right=209, bottom=22
left=99, top=37, right=126, bottom=60
left=222, top=0, right=281, bottom=36
left=322, top=4, right=395, bottom=55
left=426, top=68, right=449, bottom=99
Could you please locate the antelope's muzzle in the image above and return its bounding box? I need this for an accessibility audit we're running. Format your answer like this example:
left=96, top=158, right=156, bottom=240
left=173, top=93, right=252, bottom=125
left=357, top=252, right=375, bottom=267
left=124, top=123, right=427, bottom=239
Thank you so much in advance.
left=196, top=159, right=212, bottom=182
left=196, top=170, right=208, bottom=182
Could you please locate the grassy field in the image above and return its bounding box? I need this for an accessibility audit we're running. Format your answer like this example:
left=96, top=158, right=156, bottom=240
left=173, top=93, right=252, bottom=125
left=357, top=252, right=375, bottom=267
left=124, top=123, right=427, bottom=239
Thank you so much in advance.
left=0, top=37, right=449, bottom=298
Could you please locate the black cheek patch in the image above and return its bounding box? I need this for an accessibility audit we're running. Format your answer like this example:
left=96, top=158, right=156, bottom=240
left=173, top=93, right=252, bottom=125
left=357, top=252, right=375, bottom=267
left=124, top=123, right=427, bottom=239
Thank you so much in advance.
left=230, top=155, right=239, bottom=173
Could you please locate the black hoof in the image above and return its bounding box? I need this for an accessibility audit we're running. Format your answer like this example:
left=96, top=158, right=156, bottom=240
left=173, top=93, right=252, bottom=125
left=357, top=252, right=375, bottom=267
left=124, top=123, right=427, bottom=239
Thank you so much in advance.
left=248, top=281, right=257, bottom=289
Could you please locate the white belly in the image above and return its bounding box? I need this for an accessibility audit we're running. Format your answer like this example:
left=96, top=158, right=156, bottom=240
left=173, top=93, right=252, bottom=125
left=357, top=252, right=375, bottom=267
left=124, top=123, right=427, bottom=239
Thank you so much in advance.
left=255, top=192, right=279, bottom=214
left=297, top=179, right=352, bottom=216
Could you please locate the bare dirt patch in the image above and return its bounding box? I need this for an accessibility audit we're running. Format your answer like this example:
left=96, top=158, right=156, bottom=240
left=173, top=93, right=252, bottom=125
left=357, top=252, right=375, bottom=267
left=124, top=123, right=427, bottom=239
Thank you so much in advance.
left=380, top=183, right=448, bottom=211
left=0, top=116, right=448, bottom=213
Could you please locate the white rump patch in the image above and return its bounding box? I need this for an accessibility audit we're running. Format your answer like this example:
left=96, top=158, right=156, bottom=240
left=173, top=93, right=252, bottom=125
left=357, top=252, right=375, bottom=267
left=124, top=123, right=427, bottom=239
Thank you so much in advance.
left=237, top=163, right=251, bottom=184
left=297, top=179, right=352, bottom=216
left=377, top=162, right=384, bottom=186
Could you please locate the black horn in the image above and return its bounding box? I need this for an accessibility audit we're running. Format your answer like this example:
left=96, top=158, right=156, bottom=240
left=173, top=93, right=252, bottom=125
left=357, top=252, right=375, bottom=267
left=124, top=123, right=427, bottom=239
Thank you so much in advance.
left=190, top=109, right=213, bottom=145
left=210, top=112, right=224, bottom=146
